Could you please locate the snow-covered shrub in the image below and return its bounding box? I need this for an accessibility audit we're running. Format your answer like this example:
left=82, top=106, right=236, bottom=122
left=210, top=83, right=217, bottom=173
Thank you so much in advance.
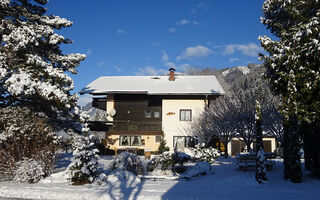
left=180, top=161, right=213, bottom=179
left=172, top=152, right=192, bottom=165
left=146, top=152, right=173, bottom=172
left=193, top=143, right=220, bottom=163
left=66, top=135, right=100, bottom=185
left=0, top=107, right=60, bottom=178
left=109, top=152, right=144, bottom=175
left=14, top=158, right=47, bottom=183
left=147, top=151, right=192, bottom=173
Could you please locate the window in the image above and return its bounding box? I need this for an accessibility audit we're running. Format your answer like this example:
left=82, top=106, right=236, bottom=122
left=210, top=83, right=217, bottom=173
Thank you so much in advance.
left=173, top=136, right=198, bottom=148
left=154, top=111, right=160, bottom=118
left=145, top=111, right=151, bottom=118
left=180, top=109, right=192, bottom=121
left=155, top=135, right=162, bottom=143
left=119, top=135, right=141, bottom=146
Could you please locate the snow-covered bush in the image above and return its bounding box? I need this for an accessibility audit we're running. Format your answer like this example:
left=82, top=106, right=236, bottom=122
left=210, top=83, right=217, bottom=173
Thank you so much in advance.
left=66, top=135, right=101, bottom=185
left=147, top=151, right=192, bottom=173
left=14, top=158, right=47, bottom=183
left=180, top=161, right=213, bottom=179
left=0, top=107, right=60, bottom=178
left=147, top=152, right=173, bottom=172
left=173, top=152, right=192, bottom=165
left=109, top=152, right=144, bottom=175
left=193, top=143, right=220, bottom=163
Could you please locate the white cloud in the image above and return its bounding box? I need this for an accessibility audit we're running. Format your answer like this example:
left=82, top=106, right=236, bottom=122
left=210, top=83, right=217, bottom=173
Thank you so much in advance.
left=176, top=45, right=212, bottom=61
left=117, top=29, right=127, bottom=35
left=77, top=94, right=91, bottom=106
left=176, top=19, right=190, bottom=25
left=152, top=42, right=160, bottom=46
left=86, top=49, right=92, bottom=56
left=230, top=57, right=240, bottom=62
left=135, top=66, right=167, bottom=76
left=114, top=65, right=121, bottom=72
left=191, top=9, right=197, bottom=15
left=223, top=43, right=262, bottom=57
left=161, top=50, right=169, bottom=63
left=168, top=28, right=176, bottom=33
left=97, top=61, right=106, bottom=66
left=192, top=21, right=201, bottom=25
left=165, top=62, right=176, bottom=68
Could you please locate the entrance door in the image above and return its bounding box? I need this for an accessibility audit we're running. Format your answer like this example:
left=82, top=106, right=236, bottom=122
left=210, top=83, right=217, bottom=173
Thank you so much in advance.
left=231, top=140, right=240, bottom=156
left=263, top=140, right=272, bottom=152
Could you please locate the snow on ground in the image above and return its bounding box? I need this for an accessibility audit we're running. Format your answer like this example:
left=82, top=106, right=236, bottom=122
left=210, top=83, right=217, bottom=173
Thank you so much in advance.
left=0, top=155, right=319, bottom=200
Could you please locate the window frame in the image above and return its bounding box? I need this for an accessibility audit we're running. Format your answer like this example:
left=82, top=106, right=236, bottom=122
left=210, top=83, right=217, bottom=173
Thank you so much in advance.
left=155, top=135, right=162, bottom=143
left=154, top=111, right=160, bottom=118
left=179, top=109, right=192, bottom=121
left=119, top=135, right=142, bottom=146
left=145, top=111, right=152, bottom=118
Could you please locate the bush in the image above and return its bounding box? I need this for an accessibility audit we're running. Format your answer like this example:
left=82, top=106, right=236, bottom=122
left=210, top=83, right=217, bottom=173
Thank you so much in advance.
left=147, top=151, right=192, bottom=172
left=14, top=158, right=47, bottom=183
left=193, top=143, right=220, bottom=163
left=0, top=107, right=60, bottom=179
left=109, top=152, right=144, bottom=175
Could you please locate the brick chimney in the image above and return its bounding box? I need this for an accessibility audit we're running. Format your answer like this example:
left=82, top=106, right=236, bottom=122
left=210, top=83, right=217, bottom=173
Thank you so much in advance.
left=169, top=68, right=175, bottom=81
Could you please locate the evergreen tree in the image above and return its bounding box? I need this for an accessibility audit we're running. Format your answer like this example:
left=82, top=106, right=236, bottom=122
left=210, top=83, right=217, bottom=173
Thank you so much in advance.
left=259, top=0, right=320, bottom=181
left=255, top=100, right=267, bottom=184
left=0, top=0, right=86, bottom=129
left=157, top=139, right=170, bottom=154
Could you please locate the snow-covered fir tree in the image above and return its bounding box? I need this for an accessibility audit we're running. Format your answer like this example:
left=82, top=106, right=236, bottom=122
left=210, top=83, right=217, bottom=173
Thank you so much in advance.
left=259, top=0, right=320, bottom=181
left=255, top=100, right=267, bottom=184
left=0, top=0, right=85, bottom=129
left=66, top=112, right=105, bottom=185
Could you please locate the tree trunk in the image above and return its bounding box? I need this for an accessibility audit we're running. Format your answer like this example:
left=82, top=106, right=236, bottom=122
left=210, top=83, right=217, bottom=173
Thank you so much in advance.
left=288, top=115, right=303, bottom=183
left=223, top=141, right=229, bottom=158
left=282, top=119, right=291, bottom=180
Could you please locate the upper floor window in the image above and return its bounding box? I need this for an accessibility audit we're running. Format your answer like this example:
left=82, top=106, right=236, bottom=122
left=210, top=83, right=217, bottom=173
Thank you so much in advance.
left=180, top=109, right=192, bottom=121
left=154, top=111, right=160, bottom=118
left=145, top=111, right=151, bottom=118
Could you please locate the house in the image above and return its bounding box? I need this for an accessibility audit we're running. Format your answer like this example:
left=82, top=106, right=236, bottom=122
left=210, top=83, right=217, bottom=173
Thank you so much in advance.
left=80, top=68, right=225, bottom=153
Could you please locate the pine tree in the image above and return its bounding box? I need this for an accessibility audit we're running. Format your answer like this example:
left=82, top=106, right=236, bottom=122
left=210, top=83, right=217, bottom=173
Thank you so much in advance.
left=255, top=100, right=267, bottom=184
left=157, top=139, right=170, bottom=154
left=0, top=0, right=86, bottom=129
left=259, top=0, right=320, bottom=181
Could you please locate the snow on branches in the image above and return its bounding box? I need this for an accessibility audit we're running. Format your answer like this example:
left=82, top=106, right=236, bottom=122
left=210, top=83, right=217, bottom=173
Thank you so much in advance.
left=259, top=0, right=320, bottom=122
left=66, top=135, right=101, bottom=185
left=0, top=0, right=85, bottom=128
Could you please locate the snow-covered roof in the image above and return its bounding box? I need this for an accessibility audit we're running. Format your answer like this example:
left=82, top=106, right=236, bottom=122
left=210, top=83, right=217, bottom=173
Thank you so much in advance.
left=80, top=75, right=225, bottom=95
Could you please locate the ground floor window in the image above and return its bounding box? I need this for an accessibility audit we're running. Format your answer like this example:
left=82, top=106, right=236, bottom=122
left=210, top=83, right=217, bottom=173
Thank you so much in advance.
left=119, top=135, right=142, bottom=146
left=173, top=136, right=198, bottom=148
left=155, top=135, right=162, bottom=143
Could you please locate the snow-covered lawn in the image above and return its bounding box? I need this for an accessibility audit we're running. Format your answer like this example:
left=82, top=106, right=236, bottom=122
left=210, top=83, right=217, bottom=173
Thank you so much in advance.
left=0, top=155, right=319, bottom=200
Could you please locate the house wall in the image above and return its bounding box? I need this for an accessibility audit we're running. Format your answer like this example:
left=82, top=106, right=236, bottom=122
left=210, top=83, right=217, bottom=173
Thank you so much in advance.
left=227, top=137, right=277, bottom=156
left=106, top=94, right=114, bottom=121
left=162, top=99, right=206, bottom=151
left=111, top=94, right=162, bottom=132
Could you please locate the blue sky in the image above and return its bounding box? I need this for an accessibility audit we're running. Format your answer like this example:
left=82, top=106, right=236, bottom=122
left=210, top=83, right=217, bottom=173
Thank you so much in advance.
left=46, top=0, right=271, bottom=105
